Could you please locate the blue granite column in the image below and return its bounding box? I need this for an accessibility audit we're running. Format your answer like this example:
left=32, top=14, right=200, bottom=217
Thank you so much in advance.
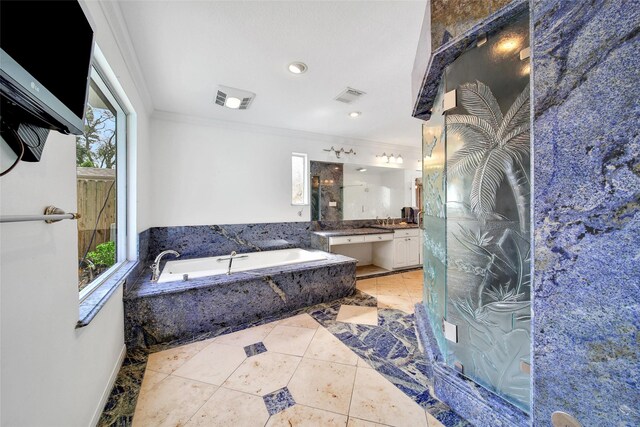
left=532, top=1, right=640, bottom=425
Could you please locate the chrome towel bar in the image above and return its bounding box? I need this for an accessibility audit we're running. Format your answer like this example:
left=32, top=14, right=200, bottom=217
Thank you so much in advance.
left=0, top=206, right=80, bottom=224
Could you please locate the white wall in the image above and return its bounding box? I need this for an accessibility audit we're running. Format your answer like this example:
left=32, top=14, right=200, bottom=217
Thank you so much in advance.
left=148, top=112, right=422, bottom=227
left=0, top=2, right=151, bottom=426
left=0, top=133, right=125, bottom=426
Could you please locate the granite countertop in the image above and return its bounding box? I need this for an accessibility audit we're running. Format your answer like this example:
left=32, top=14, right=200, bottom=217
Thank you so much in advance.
left=311, top=227, right=395, bottom=237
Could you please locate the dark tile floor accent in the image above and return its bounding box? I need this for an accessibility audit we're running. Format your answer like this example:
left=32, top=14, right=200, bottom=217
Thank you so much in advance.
left=244, top=342, right=268, bottom=357
left=262, top=387, right=296, bottom=416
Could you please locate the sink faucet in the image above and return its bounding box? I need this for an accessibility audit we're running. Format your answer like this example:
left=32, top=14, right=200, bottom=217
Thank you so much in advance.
left=151, top=250, right=180, bottom=282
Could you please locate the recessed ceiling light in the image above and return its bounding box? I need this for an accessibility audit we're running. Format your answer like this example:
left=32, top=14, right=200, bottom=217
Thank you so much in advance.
left=357, top=168, right=367, bottom=172
left=225, top=97, right=242, bottom=109
left=349, top=111, right=361, bottom=118
left=288, top=62, right=308, bottom=74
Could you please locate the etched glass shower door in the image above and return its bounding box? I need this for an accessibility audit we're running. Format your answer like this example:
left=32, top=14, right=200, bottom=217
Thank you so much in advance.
left=423, top=12, right=531, bottom=411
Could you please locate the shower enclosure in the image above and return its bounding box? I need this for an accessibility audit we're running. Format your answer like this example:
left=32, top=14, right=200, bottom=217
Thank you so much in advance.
left=422, top=12, right=531, bottom=411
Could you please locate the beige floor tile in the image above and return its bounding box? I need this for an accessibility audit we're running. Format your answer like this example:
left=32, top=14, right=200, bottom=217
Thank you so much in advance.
left=347, top=417, right=386, bottom=427
left=223, top=351, right=301, bottom=396
left=407, top=290, right=424, bottom=301
left=139, top=369, right=168, bottom=393
left=356, top=279, right=377, bottom=296
left=263, top=325, right=316, bottom=356
left=336, top=305, right=378, bottom=326
left=266, top=404, right=348, bottom=427
left=185, top=387, right=270, bottom=427
left=377, top=295, right=416, bottom=314
left=279, top=313, right=321, bottom=329
left=215, top=322, right=278, bottom=347
left=172, top=342, right=247, bottom=385
left=304, top=327, right=359, bottom=365
left=356, top=357, right=373, bottom=369
left=132, top=375, right=217, bottom=427
left=404, top=279, right=424, bottom=290
left=145, top=339, right=213, bottom=374
left=376, top=283, right=411, bottom=297
left=288, top=358, right=357, bottom=415
left=376, top=274, right=405, bottom=286
left=349, top=367, right=427, bottom=427
left=402, top=270, right=423, bottom=280
left=426, top=412, right=446, bottom=427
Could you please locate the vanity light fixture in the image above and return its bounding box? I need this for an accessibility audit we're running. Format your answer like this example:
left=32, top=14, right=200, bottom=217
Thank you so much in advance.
left=376, top=152, right=402, bottom=164
left=349, top=111, right=361, bottom=118
left=323, top=146, right=356, bottom=159
left=288, top=62, right=308, bottom=74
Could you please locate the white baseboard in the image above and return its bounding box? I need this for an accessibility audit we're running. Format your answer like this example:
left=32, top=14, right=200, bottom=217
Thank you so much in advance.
left=90, top=344, right=127, bottom=427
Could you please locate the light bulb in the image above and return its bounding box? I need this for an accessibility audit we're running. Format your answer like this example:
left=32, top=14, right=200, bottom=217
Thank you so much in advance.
left=225, top=97, right=241, bottom=109
left=396, top=155, right=403, bottom=164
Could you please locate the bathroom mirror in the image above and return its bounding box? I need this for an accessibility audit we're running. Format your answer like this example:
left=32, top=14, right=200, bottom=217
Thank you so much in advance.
left=310, top=161, right=420, bottom=221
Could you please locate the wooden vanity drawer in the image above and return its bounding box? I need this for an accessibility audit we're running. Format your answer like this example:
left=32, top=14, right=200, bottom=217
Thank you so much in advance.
left=364, top=233, right=393, bottom=243
left=394, top=229, right=420, bottom=238
left=329, top=235, right=366, bottom=245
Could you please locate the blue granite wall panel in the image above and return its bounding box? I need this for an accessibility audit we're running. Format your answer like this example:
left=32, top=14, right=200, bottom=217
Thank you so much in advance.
left=532, top=1, right=640, bottom=425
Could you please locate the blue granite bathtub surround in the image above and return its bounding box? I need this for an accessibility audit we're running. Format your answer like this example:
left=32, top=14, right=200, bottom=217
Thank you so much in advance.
left=412, top=0, right=528, bottom=120
left=146, top=222, right=309, bottom=261
left=124, top=252, right=356, bottom=348
left=532, top=1, right=640, bottom=425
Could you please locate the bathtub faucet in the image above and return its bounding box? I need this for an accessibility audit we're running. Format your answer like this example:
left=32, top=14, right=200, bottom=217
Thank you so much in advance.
left=217, top=250, right=249, bottom=275
left=227, top=251, right=237, bottom=275
left=151, top=250, right=180, bottom=282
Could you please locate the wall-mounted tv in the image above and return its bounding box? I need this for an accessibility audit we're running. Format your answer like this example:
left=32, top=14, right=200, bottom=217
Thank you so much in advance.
left=0, top=0, right=94, bottom=162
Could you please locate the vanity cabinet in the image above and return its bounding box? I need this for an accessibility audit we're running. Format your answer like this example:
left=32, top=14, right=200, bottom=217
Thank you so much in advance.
left=391, top=229, right=420, bottom=268
left=314, top=227, right=421, bottom=277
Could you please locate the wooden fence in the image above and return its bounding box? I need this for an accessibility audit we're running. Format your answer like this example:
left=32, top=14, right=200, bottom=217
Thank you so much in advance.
left=76, top=167, right=116, bottom=258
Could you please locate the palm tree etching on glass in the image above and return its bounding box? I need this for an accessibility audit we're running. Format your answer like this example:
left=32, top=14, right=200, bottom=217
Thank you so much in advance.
left=445, top=80, right=532, bottom=408
left=447, top=81, right=530, bottom=234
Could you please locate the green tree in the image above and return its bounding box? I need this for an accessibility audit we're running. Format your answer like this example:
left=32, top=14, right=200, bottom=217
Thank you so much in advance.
left=76, top=104, right=116, bottom=168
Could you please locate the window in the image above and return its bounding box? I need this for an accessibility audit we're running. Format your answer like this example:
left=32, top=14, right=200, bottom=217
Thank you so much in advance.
left=291, top=152, right=308, bottom=205
left=77, top=66, right=127, bottom=298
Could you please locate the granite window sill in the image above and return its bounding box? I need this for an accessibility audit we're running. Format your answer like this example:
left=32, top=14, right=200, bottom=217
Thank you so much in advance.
left=77, top=260, right=139, bottom=328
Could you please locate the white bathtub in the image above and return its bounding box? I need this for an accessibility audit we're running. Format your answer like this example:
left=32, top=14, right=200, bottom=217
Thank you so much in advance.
left=157, top=248, right=328, bottom=283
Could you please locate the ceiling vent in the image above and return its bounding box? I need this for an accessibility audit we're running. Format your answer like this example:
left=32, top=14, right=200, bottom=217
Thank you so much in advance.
left=215, top=85, right=256, bottom=110
left=334, top=87, right=366, bottom=104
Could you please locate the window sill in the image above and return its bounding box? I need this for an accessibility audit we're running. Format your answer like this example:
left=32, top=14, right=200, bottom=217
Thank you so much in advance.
left=77, top=260, right=138, bottom=328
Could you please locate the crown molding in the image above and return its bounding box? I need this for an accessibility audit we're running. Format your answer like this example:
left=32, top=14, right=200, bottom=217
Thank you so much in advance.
left=98, top=0, right=154, bottom=114
left=151, top=110, right=422, bottom=155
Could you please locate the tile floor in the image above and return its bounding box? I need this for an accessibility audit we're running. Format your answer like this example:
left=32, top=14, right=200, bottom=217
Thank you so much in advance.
left=132, top=271, right=446, bottom=427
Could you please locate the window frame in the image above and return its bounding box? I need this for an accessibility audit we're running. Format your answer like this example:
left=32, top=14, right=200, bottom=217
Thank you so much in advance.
left=291, top=152, right=309, bottom=206
left=78, top=48, right=135, bottom=302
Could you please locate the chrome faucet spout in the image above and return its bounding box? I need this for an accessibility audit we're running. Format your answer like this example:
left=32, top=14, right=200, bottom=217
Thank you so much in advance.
left=151, top=250, right=180, bottom=282
left=227, top=251, right=237, bottom=275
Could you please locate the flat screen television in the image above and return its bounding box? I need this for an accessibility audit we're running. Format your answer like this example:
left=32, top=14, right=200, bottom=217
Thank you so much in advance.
left=0, top=0, right=94, bottom=162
